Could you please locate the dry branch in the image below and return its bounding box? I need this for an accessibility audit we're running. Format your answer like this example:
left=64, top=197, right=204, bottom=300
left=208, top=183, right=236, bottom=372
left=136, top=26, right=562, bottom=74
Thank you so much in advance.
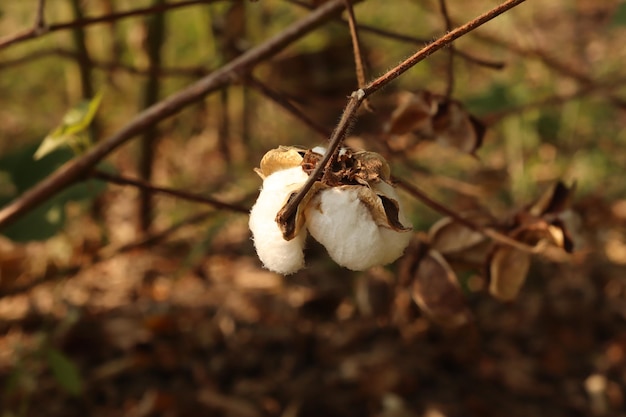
left=277, top=0, right=528, bottom=228
left=91, top=170, right=249, bottom=213
left=0, top=0, right=349, bottom=229
left=0, top=0, right=220, bottom=50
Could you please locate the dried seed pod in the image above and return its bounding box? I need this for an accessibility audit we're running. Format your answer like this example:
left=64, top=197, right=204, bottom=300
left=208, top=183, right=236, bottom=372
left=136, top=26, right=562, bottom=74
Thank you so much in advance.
left=385, top=90, right=437, bottom=136
left=527, top=181, right=576, bottom=217
left=486, top=245, right=531, bottom=302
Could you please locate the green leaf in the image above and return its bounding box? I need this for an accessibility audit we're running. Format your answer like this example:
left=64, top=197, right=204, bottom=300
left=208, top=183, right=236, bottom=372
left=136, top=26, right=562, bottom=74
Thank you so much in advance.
left=34, top=90, right=103, bottom=160
left=45, top=348, right=83, bottom=395
left=612, top=3, right=626, bottom=27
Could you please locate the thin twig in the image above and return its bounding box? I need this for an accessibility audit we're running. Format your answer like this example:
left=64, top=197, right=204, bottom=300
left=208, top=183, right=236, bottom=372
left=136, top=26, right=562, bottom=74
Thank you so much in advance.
left=277, top=0, right=528, bottom=231
left=0, top=0, right=348, bottom=229
left=471, top=30, right=626, bottom=108
left=288, top=0, right=505, bottom=70
left=91, top=170, right=249, bottom=213
left=364, top=0, right=527, bottom=96
left=483, top=76, right=626, bottom=124
left=139, top=0, right=167, bottom=233
left=245, top=75, right=331, bottom=139
left=438, top=0, right=455, bottom=99
left=276, top=90, right=364, bottom=229
left=35, top=0, right=46, bottom=31
left=0, top=0, right=220, bottom=50
left=0, top=47, right=209, bottom=77
left=343, top=0, right=366, bottom=89
left=68, top=0, right=95, bottom=98
left=393, top=177, right=541, bottom=255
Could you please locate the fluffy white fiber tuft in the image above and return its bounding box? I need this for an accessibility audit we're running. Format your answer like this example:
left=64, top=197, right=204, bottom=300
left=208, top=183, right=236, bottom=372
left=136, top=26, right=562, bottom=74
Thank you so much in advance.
left=305, top=184, right=412, bottom=271
left=249, top=167, right=309, bottom=275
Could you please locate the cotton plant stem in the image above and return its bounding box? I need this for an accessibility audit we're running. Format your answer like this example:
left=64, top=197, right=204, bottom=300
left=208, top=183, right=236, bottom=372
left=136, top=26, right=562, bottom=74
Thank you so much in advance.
left=343, top=0, right=367, bottom=89
left=393, top=177, right=539, bottom=255
left=364, top=0, right=527, bottom=97
left=0, top=0, right=349, bottom=229
left=276, top=91, right=365, bottom=227
left=277, top=0, right=528, bottom=231
left=438, top=0, right=455, bottom=99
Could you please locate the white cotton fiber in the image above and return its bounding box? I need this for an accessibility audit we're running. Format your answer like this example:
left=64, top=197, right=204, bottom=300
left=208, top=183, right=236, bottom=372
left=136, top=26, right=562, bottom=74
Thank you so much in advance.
left=305, top=184, right=412, bottom=271
left=249, top=167, right=309, bottom=275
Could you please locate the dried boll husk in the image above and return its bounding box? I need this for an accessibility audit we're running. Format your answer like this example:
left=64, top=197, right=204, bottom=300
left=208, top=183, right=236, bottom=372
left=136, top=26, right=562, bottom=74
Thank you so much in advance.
left=249, top=166, right=309, bottom=275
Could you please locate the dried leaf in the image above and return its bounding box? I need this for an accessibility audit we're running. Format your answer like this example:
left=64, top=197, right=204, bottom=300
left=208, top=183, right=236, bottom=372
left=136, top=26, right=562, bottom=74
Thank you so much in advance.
left=400, top=241, right=472, bottom=327
left=385, top=90, right=436, bottom=135
left=487, top=245, right=531, bottom=302
left=528, top=181, right=576, bottom=217
left=428, top=216, right=488, bottom=254
left=432, top=100, right=485, bottom=155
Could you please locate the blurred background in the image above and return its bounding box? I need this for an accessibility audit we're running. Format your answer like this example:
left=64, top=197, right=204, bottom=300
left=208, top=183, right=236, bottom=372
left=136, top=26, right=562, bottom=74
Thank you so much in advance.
left=1, top=0, right=626, bottom=416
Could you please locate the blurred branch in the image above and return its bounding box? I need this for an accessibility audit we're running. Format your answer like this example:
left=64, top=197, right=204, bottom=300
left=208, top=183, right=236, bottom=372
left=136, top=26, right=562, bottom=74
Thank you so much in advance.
left=68, top=0, right=95, bottom=99
left=472, top=31, right=626, bottom=108
left=484, top=76, right=626, bottom=124
left=438, top=0, right=455, bottom=99
left=91, top=170, right=249, bottom=213
left=0, top=47, right=208, bottom=77
left=0, top=0, right=220, bottom=51
left=245, top=75, right=331, bottom=138
left=0, top=0, right=349, bottom=229
left=288, top=0, right=505, bottom=70
left=394, top=177, right=535, bottom=253
left=343, top=0, right=366, bottom=89
left=36, top=0, right=46, bottom=30
left=277, top=0, right=528, bottom=229
left=139, top=0, right=167, bottom=233
left=0, top=0, right=50, bottom=50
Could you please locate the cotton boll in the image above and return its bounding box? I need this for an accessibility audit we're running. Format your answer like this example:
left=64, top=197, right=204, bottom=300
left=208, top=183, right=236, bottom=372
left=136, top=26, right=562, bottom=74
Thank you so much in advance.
left=249, top=167, right=309, bottom=275
left=306, top=184, right=412, bottom=271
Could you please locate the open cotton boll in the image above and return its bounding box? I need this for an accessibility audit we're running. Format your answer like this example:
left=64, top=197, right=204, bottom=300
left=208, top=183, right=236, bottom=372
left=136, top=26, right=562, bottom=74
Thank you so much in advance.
left=249, top=166, right=309, bottom=275
left=305, top=184, right=412, bottom=271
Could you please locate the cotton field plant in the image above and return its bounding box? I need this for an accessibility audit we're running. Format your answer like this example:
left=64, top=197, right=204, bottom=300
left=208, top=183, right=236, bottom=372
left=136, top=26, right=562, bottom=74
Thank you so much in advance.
left=249, top=146, right=412, bottom=274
